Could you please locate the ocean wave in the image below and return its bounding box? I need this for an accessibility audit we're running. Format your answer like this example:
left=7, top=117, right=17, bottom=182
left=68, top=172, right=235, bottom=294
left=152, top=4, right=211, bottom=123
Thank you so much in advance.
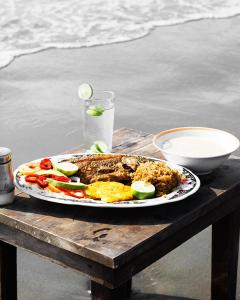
left=1, top=0, right=240, bottom=68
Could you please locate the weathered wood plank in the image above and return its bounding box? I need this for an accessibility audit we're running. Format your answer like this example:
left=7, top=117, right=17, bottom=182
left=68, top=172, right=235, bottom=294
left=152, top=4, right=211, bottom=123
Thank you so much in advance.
left=112, top=128, right=150, bottom=149
left=64, top=127, right=151, bottom=155
left=0, top=223, right=116, bottom=288
left=0, top=241, right=17, bottom=300
left=211, top=209, right=240, bottom=300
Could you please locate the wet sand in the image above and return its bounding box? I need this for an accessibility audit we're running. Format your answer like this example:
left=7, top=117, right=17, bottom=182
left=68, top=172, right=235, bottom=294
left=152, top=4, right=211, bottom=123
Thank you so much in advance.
left=1, top=16, right=240, bottom=300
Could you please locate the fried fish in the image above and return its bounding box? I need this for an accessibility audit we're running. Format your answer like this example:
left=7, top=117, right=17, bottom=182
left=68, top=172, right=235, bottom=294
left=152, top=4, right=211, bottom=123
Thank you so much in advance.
left=63, top=154, right=147, bottom=184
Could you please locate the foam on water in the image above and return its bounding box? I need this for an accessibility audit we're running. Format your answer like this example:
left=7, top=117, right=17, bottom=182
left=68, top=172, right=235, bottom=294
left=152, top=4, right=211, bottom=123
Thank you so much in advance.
left=1, top=0, right=240, bottom=68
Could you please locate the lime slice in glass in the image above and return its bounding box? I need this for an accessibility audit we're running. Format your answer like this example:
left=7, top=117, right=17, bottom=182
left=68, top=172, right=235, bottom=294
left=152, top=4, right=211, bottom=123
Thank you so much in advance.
left=95, top=141, right=108, bottom=153
left=131, top=181, right=155, bottom=200
left=87, top=105, right=105, bottom=117
left=95, top=105, right=105, bottom=114
left=90, top=141, right=108, bottom=153
left=86, top=109, right=102, bottom=116
left=78, top=83, right=93, bottom=100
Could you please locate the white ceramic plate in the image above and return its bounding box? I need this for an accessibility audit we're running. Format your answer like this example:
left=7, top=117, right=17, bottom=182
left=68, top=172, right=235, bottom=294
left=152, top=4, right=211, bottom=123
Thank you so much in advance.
left=14, top=153, right=200, bottom=208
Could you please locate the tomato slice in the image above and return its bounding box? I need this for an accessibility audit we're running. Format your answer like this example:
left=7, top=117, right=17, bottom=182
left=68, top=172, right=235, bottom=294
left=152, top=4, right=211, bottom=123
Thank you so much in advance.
left=40, top=158, right=53, bottom=170
left=25, top=174, right=39, bottom=184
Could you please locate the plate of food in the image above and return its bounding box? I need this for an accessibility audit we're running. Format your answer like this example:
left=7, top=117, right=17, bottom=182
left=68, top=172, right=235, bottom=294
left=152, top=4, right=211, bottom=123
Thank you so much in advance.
left=14, top=153, right=200, bottom=208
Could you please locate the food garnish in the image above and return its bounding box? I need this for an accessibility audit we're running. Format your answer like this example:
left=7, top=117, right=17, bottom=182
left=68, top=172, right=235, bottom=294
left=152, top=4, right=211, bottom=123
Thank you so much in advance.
left=36, top=176, right=48, bottom=188
left=36, top=169, right=67, bottom=177
left=48, top=184, right=61, bottom=193
left=18, top=163, right=41, bottom=175
left=53, top=162, right=78, bottom=176
left=90, top=141, right=108, bottom=154
left=25, top=174, right=39, bottom=184
left=57, top=187, right=86, bottom=199
left=40, top=158, right=53, bottom=170
left=131, top=181, right=155, bottom=200
left=47, top=178, right=86, bottom=190
left=78, top=83, right=93, bottom=100
left=87, top=105, right=105, bottom=117
left=25, top=174, right=48, bottom=188
left=25, top=173, right=70, bottom=189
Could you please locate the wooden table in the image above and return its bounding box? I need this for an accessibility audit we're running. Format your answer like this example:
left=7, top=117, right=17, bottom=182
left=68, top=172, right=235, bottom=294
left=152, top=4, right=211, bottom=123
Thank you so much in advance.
left=0, top=128, right=240, bottom=300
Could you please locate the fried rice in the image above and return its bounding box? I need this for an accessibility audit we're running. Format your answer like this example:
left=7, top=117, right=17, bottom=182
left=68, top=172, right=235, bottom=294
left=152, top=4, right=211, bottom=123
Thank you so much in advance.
left=132, top=161, right=182, bottom=196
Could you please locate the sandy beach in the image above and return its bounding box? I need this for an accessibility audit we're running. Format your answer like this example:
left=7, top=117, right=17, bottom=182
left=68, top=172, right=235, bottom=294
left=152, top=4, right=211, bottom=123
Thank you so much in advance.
left=1, top=15, right=240, bottom=300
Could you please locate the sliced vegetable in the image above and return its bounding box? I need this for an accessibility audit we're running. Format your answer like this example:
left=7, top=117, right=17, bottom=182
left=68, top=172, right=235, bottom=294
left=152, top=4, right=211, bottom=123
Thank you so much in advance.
left=18, top=164, right=41, bottom=175
left=36, top=169, right=67, bottom=177
left=131, top=181, right=155, bottom=200
left=54, top=162, right=78, bottom=176
left=26, top=162, right=40, bottom=169
left=51, top=175, right=71, bottom=182
left=48, top=184, right=61, bottom=193
left=78, top=83, right=93, bottom=100
left=36, top=176, right=48, bottom=188
left=25, top=174, right=48, bottom=188
left=58, top=187, right=86, bottom=199
left=40, top=158, right=53, bottom=170
left=47, top=178, right=87, bottom=190
left=25, top=174, right=39, bottom=184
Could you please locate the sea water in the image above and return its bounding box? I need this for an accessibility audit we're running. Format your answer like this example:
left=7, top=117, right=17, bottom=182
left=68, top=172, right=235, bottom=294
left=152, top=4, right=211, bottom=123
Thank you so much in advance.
left=1, top=0, right=240, bottom=69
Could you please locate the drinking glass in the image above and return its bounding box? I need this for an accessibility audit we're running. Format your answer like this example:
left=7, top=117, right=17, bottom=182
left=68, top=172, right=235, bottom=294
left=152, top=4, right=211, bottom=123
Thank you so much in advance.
left=82, top=91, right=115, bottom=152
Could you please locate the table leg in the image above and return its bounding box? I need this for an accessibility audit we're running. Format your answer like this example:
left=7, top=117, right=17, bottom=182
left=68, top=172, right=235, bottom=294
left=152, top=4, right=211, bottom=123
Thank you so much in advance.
left=91, top=279, right=132, bottom=300
left=0, top=241, right=17, bottom=300
left=211, top=210, right=240, bottom=300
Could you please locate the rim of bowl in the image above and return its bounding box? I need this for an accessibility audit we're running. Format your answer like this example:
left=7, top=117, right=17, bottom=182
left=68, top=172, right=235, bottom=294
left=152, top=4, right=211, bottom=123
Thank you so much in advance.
left=153, top=127, right=240, bottom=159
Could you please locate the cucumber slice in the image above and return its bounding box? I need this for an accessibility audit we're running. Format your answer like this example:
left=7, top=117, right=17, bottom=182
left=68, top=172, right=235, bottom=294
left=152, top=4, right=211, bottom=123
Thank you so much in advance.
left=131, top=181, right=155, bottom=200
left=54, top=162, right=78, bottom=176
left=48, top=178, right=87, bottom=190
left=78, top=83, right=93, bottom=100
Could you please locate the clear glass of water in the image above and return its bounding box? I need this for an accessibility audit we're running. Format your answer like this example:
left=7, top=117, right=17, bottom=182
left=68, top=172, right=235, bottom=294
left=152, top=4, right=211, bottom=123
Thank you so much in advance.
left=82, top=91, right=115, bottom=152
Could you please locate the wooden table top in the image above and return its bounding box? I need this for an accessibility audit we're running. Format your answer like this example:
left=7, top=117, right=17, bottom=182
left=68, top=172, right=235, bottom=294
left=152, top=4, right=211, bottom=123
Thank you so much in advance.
left=1, top=128, right=240, bottom=277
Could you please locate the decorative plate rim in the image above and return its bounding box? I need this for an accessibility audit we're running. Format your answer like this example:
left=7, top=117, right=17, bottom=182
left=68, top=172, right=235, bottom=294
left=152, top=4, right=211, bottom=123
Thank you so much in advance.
left=14, top=153, right=201, bottom=208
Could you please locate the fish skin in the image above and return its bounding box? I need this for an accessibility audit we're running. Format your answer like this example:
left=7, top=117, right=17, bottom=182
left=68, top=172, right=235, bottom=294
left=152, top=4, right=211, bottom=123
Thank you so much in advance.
left=64, top=154, right=148, bottom=184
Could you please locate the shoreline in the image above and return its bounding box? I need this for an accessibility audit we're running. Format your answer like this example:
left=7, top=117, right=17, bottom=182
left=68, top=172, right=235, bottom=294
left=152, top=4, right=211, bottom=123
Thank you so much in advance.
left=1, top=12, right=240, bottom=71
left=1, top=15, right=240, bottom=167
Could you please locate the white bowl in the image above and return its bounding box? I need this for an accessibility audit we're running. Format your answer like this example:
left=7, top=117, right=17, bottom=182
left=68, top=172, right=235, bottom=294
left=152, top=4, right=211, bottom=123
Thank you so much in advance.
left=153, top=127, right=239, bottom=175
